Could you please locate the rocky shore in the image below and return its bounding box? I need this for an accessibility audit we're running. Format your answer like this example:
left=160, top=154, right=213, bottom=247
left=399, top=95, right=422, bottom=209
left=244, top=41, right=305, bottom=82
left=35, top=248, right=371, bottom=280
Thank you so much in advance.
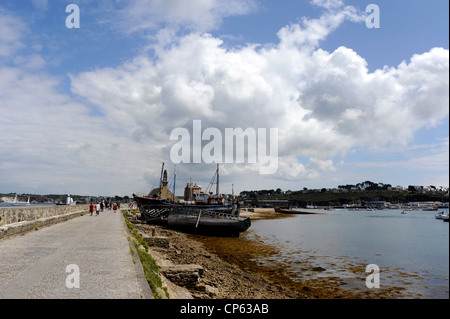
left=128, top=208, right=404, bottom=299
left=133, top=221, right=300, bottom=299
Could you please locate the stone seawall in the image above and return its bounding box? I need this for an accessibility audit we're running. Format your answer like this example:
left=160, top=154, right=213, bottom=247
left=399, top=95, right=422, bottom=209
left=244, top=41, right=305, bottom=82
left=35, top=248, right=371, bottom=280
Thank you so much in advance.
left=0, top=205, right=89, bottom=240
left=0, top=205, right=89, bottom=226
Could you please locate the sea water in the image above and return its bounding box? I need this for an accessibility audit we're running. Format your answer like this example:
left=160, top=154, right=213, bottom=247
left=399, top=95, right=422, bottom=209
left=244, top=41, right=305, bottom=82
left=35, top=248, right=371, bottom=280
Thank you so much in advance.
left=243, top=208, right=449, bottom=298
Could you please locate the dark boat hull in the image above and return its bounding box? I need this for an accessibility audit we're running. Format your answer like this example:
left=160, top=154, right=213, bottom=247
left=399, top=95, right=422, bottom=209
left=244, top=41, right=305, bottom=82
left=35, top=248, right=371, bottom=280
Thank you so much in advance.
left=133, top=194, right=249, bottom=236
left=167, top=212, right=251, bottom=237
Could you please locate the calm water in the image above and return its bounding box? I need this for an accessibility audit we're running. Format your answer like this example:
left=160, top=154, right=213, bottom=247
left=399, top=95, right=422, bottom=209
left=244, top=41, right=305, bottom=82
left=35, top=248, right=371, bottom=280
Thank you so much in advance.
left=243, top=208, right=449, bottom=298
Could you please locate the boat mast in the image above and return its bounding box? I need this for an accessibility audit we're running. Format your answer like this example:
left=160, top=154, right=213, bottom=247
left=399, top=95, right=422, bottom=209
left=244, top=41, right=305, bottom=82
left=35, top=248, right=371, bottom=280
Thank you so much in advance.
left=216, top=163, right=219, bottom=196
left=190, top=177, right=193, bottom=201
left=159, top=162, right=165, bottom=197
left=173, top=165, right=177, bottom=201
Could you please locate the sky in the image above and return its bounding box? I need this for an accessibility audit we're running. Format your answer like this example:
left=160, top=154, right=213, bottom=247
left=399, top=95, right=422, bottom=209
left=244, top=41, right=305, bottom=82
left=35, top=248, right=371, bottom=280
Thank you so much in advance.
left=0, top=0, right=448, bottom=197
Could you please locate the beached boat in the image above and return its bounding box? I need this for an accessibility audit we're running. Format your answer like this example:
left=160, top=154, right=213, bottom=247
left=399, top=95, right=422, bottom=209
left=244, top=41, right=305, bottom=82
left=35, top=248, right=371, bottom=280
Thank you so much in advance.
left=167, top=209, right=251, bottom=237
left=133, top=195, right=250, bottom=236
left=133, top=195, right=234, bottom=222
left=133, top=163, right=250, bottom=236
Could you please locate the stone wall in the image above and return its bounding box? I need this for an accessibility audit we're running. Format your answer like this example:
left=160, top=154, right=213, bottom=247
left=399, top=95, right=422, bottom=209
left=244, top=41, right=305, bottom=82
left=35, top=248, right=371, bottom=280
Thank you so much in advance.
left=0, top=210, right=87, bottom=240
left=0, top=205, right=89, bottom=227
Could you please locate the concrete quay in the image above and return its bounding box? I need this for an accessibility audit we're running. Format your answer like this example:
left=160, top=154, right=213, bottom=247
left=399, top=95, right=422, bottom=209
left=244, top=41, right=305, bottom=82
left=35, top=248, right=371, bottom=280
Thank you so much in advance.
left=0, top=209, right=153, bottom=299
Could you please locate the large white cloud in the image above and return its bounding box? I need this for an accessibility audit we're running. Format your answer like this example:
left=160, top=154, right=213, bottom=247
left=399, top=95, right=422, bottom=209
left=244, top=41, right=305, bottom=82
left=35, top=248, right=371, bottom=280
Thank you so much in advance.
left=0, top=11, right=163, bottom=195
left=0, top=10, right=26, bottom=58
left=70, top=19, right=449, bottom=183
left=1, top=2, right=448, bottom=196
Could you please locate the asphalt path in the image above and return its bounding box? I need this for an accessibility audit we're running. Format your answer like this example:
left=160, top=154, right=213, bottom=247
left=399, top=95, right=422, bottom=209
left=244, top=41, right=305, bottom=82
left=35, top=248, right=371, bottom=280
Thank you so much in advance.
left=0, top=209, right=153, bottom=299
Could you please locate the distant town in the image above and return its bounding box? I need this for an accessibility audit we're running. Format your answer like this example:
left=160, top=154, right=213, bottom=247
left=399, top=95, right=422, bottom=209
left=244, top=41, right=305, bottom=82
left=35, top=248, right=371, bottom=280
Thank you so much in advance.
left=239, top=181, right=449, bottom=197
left=238, top=181, right=449, bottom=209
left=1, top=181, right=448, bottom=208
left=0, top=193, right=131, bottom=205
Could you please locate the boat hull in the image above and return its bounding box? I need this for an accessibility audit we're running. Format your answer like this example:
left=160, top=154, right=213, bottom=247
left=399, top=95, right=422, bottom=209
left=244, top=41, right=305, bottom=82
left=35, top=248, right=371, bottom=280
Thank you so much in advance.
left=435, top=212, right=448, bottom=220
left=133, top=194, right=249, bottom=236
left=167, top=212, right=251, bottom=237
left=133, top=195, right=233, bottom=217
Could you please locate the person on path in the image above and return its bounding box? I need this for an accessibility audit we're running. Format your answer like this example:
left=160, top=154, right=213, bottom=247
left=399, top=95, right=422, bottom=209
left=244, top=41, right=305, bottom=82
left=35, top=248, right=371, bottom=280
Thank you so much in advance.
left=113, top=203, right=118, bottom=213
left=89, top=203, right=94, bottom=216
left=96, top=203, right=100, bottom=216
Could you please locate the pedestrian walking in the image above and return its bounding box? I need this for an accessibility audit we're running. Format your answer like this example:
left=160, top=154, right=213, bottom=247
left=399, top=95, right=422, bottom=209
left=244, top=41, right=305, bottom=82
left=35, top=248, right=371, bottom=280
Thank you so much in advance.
left=96, top=203, right=100, bottom=216
left=113, top=203, right=118, bottom=213
left=89, top=203, right=94, bottom=216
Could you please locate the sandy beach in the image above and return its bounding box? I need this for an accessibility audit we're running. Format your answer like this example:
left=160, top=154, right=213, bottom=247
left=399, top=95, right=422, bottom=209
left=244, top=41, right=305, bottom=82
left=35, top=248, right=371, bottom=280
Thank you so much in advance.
left=239, top=207, right=290, bottom=220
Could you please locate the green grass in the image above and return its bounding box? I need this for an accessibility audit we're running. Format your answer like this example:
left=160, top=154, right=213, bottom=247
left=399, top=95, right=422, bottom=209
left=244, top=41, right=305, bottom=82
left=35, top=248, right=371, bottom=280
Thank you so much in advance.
left=123, top=211, right=169, bottom=299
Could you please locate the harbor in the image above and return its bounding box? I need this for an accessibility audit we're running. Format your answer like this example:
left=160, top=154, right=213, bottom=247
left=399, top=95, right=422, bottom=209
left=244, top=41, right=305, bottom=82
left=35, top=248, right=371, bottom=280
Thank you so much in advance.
left=0, top=187, right=448, bottom=299
left=241, top=207, right=449, bottom=299
left=123, top=193, right=449, bottom=299
left=1, top=0, right=448, bottom=310
left=114, top=163, right=450, bottom=299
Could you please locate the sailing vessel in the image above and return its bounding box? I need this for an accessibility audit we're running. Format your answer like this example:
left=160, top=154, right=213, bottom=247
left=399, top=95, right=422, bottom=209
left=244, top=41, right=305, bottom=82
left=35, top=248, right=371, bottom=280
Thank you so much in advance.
left=133, top=163, right=251, bottom=236
left=12, top=194, right=19, bottom=205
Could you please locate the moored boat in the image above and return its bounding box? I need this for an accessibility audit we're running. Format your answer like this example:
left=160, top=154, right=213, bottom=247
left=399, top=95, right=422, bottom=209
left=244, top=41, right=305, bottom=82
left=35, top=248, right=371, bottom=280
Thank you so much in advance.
left=435, top=211, right=448, bottom=219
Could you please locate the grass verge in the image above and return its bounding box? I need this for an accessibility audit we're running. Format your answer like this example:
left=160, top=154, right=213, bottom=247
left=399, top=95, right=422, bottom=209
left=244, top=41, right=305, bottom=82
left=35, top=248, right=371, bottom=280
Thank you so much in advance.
left=123, top=210, right=169, bottom=299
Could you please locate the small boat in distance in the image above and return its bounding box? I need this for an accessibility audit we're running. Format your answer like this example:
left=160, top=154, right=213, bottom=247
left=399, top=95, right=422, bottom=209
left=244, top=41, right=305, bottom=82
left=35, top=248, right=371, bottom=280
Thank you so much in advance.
left=435, top=211, right=448, bottom=219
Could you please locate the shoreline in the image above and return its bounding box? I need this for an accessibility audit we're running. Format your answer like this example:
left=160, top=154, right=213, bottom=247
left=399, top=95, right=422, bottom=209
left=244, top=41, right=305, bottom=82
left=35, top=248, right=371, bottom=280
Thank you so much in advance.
left=239, top=207, right=295, bottom=220
left=128, top=208, right=409, bottom=299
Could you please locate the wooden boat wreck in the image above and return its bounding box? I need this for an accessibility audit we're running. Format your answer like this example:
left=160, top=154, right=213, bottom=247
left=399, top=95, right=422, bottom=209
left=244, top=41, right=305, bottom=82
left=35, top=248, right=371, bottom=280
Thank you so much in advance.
left=167, top=209, right=251, bottom=237
left=133, top=163, right=251, bottom=237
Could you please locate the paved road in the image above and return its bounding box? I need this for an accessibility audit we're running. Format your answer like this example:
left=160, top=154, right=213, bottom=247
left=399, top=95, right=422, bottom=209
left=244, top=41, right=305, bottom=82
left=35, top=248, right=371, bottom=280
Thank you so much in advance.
left=0, top=209, right=153, bottom=299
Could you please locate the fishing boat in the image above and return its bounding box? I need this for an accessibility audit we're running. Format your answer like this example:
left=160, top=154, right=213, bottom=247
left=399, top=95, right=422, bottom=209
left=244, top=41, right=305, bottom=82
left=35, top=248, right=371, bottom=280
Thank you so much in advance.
left=133, top=163, right=251, bottom=236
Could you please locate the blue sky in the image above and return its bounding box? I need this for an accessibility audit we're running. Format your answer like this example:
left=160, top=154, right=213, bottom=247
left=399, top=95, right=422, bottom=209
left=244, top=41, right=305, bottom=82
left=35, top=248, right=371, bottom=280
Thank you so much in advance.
left=0, top=0, right=448, bottom=196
